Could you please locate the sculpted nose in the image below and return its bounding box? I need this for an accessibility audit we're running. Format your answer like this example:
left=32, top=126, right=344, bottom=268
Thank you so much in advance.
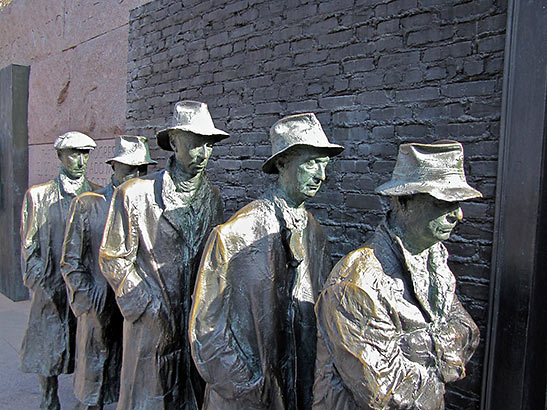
left=447, top=207, right=463, bottom=223
left=197, top=145, right=208, bottom=159
left=315, top=164, right=327, bottom=181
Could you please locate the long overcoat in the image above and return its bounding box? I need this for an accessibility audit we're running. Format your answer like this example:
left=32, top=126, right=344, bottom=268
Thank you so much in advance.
left=99, top=165, right=223, bottom=410
left=61, top=183, right=123, bottom=406
left=313, top=223, right=480, bottom=410
left=20, top=176, right=99, bottom=376
left=190, top=190, right=332, bottom=410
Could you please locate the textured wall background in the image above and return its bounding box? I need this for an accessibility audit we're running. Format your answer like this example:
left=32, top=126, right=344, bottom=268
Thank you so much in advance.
left=126, top=0, right=507, bottom=407
left=0, top=0, right=150, bottom=185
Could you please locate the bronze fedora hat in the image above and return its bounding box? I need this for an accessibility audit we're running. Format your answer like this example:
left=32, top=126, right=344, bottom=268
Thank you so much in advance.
left=156, top=101, right=229, bottom=151
left=262, top=113, right=344, bottom=174
left=53, top=131, right=96, bottom=151
left=106, top=136, right=157, bottom=166
left=376, top=140, right=482, bottom=201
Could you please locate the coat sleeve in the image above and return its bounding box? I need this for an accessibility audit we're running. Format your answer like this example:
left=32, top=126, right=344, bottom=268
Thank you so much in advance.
left=99, top=187, right=152, bottom=323
left=189, top=227, right=264, bottom=403
left=20, top=190, right=44, bottom=291
left=315, top=252, right=444, bottom=410
left=432, top=296, right=480, bottom=383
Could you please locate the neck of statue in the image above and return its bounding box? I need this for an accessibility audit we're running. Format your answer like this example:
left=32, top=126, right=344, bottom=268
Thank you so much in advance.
left=274, top=181, right=304, bottom=208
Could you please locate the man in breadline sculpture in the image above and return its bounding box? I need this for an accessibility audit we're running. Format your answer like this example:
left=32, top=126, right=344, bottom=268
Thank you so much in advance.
left=20, top=131, right=99, bottom=410
left=313, top=141, right=481, bottom=410
left=190, top=113, right=344, bottom=410
left=61, top=136, right=157, bottom=410
left=99, top=101, right=228, bottom=410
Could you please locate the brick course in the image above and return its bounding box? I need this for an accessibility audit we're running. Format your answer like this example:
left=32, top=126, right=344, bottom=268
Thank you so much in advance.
left=126, top=0, right=507, bottom=407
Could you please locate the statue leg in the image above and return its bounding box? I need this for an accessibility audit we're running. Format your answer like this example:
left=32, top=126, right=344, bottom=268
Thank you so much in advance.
left=38, top=375, right=60, bottom=410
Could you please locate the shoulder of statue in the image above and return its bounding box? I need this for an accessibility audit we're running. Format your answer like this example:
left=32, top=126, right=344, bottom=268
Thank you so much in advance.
left=326, top=246, right=384, bottom=290
left=74, top=191, right=107, bottom=208
left=118, top=172, right=159, bottom=197
left=87, top=180, right=102, bottom=191
left=25, top=179, right=58, bottom=203
left=222, top=198, right=278, bottom=235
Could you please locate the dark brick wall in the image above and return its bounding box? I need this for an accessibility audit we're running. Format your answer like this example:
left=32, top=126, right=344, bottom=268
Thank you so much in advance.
left=126, top=0, right=507, bottom=407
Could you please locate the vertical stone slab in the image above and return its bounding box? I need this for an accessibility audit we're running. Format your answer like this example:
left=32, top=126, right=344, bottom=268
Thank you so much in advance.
left=482, top=0, right=547, bottom=408
left=0, top=64, right=29, bottom=301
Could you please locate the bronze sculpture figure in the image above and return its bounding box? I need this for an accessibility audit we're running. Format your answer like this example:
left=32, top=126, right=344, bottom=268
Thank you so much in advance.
left=61, top=136, right=156, bottom=410
left=313, top=141, right=481, bottom=410
left=190, top=113, right=344, bottom=410
left=20, top=131, right=99, bottom=410
left=99, top=101, right=228, bottom=410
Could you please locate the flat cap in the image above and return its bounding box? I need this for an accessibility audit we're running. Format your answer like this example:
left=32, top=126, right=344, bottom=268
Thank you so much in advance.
left=53, top=131, right=96, bottom=150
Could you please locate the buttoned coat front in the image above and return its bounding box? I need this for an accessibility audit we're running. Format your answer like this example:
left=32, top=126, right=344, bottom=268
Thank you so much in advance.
left=190, top=192, right=332, bottom=410
left=313, top=224, right=480, bottom=410
left=20, top=176, right=99, bottom=376
left=61, top=183, right=123, bottom=406
left=99, top=167, right=223, bottom=410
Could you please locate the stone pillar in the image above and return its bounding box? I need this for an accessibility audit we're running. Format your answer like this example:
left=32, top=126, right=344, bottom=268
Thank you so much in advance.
left=482, top=0, right=547, bottom=408
left=0, top=64, right=29, bottom=301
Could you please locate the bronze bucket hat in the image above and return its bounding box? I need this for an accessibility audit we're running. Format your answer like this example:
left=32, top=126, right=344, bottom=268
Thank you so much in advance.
left=53, top=131, right=97, bottom=150
left=106, top=136, right=157, bottom=166
left=262, top=113, right=344, bottom=174
left=375, top=140, right=482, bottom=201
left=156, top=101, right=229, bottom=151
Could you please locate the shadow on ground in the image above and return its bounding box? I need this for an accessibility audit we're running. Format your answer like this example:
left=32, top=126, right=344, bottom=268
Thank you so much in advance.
left=0, top=293, right=116, bottom=410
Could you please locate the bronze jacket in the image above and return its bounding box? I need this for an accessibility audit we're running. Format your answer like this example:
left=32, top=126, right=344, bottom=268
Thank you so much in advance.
left=313, top=224, right=479, bottom=410
left=20, top=175, right=99, bottom=376
left=190, top=190, right=331, bottom=410
left=61, top=182, right=123, bottom=406
left=99, top=163, right=223, bottom=410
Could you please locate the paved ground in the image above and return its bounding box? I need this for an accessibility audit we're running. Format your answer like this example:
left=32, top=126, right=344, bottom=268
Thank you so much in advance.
left=0, top=293, right=116, bottom=410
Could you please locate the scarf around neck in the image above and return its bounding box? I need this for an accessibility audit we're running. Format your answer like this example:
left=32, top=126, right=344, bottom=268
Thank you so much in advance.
left=59, top=167, right=89, bottom=196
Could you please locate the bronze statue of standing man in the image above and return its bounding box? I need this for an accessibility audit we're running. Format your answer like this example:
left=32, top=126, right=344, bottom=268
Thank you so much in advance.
left=99, top=101, right=228, bottom=410
left=313, top=141, right=481, bottom=410
left=20, top=131, right=99, bottom=410
left=61, top=136, right=157, bottom=410
left=190, top=113, right=344, bottom=410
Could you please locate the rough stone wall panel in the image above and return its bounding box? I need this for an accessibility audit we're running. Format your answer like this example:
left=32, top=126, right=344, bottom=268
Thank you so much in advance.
left=0, top=0, right=151, bottom=184
left=126, top=0, right=507, bottom=407
left=27, top=50, right=73, bottom=144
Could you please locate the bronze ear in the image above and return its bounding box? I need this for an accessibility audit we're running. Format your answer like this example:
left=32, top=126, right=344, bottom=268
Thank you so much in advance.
left=168, top=134, right=177, bottom=153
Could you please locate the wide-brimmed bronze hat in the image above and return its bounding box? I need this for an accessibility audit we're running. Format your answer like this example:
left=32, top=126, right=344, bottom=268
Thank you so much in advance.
left=53, top=131, right=96, bottom=150
left=262, top=113, right=344, bottom=174
left=156, top=101, right=229, bottom=151
left=375, top=140, right=482, bottom=201
left=106, top=136, right=157, bottom=166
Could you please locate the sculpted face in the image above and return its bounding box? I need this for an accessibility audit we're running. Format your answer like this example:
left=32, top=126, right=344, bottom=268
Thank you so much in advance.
left=396, top=193, right=463, bottom=251
left=169, top=131, right=214, bottom=177
left=112, top=161, right=148, bottom=185
left=58, top=148, right=90, bottom=179
left=277, top=149, right=330, bottom=206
